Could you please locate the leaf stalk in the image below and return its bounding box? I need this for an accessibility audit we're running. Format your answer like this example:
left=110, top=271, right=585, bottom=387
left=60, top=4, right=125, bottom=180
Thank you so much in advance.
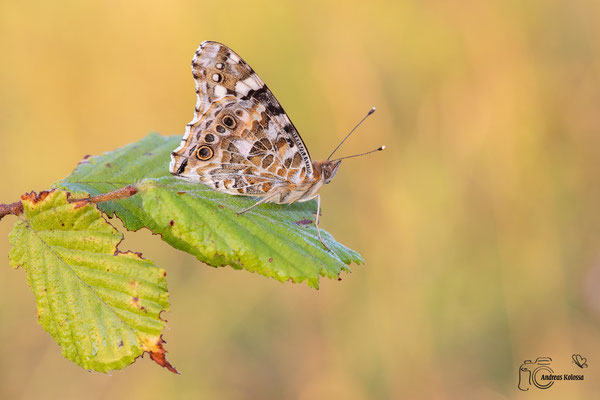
left=0, top=185, right=139, bottom=221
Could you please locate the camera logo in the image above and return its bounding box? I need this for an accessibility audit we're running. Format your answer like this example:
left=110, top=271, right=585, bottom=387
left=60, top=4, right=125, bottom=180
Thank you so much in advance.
left=518, top=357, right=554, bottom=391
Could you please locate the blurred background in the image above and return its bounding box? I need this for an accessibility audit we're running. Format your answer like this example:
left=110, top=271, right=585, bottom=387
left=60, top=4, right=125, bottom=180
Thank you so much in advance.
left=1, top=0, right=599, bottom=398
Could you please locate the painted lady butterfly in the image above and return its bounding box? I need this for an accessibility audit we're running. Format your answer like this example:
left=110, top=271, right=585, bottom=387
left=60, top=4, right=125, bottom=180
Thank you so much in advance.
left=170, top=41, right=382, bottom=250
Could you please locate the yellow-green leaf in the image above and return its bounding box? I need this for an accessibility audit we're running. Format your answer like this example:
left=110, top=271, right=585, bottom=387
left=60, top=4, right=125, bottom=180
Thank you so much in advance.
left=8, top=190, right=175, bottom=373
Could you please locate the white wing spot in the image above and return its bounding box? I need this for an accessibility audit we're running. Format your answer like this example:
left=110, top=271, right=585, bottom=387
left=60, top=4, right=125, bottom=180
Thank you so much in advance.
left=216, top=63, right=224, bottom=70
left=214, top=85, right=226, bottom=98
left=235, top=80, right=251, bottom=96
left=235, top=110, right=250, bottom=123
left=283, top=148, right=295, bottom=160
left=229, top=53, right=240, bottom=63
left=266, top=121, right=279, bottom=140
left=234, top=140, right=252, bottom=156
left=212, top=73, right=221, bottom=82
left=243, top=77, right=261, bottom=90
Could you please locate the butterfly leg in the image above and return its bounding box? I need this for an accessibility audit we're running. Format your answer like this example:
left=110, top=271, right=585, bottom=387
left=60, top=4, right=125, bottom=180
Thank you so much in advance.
left=315, top=195, right=331, bottom=251
left=237, top=191, right=279, bottom=215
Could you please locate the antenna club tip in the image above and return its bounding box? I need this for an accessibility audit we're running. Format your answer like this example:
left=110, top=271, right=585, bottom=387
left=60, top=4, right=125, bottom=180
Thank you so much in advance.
left=368, top=107, right=376, bottom=115
left=379, top=145, right=385, bottom=151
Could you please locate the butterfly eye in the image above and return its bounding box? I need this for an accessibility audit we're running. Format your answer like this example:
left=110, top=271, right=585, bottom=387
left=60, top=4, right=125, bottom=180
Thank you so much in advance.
left=204, top=133, right=215, bottom=143
left=195, top=145, right=214, bottom=161
left=222, top=115, right=237, bottom=129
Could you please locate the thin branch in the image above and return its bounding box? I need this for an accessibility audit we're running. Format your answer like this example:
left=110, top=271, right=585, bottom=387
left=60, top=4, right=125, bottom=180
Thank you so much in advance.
left=70, top=185, right=138, bottom=206
left=0, top=185, right=139, bottom=221
left=0, top=201, right=24, bottom=221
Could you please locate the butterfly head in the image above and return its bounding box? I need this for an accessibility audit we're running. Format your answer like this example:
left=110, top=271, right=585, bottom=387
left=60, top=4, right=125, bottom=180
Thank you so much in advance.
left=315, top=160, right=342, bottom=184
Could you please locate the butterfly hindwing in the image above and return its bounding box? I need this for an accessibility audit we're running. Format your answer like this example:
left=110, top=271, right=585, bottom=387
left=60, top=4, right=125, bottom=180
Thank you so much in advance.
left=170, top=96, right=308, bottom=195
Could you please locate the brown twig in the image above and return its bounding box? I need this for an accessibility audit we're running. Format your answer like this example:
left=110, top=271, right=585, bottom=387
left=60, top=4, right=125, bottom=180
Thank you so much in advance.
left=0, top=185, right=138, bottom=221
left=0, top=201, right=24, bottom=221
left=70, top=185, right=138, bottom=207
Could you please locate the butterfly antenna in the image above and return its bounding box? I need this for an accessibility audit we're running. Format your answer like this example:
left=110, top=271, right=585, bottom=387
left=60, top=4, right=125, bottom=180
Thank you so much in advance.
left=330, top=145, right=385, bottom=162
left=327, top=107, right=376, bottom=161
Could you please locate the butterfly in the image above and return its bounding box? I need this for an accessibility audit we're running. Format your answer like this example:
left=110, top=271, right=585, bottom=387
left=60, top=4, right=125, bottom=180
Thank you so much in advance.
left=169, top=41, right=383, bottom=250
left=572, top=354, right=588, bottom=368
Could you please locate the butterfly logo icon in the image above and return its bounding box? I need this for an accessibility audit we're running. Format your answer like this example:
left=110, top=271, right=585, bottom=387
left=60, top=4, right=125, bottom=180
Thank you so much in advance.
left=572, top=354, right=588, bottom=368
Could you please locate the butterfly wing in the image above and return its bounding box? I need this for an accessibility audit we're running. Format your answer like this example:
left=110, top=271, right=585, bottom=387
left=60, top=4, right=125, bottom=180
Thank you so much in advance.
left=170, top=41, right=314, bottom=196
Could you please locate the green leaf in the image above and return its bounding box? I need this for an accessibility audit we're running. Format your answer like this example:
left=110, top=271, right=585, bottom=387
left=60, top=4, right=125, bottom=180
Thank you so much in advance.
left=8, top=190, right=175, bottom=373
left=56, top=133, right=363, bottom=288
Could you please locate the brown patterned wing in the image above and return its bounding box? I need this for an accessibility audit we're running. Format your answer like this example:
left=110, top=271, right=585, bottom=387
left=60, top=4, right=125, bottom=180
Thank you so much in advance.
left=184, top=40, right=313, bottom=176
left=170, top=96, right=309, bottom=197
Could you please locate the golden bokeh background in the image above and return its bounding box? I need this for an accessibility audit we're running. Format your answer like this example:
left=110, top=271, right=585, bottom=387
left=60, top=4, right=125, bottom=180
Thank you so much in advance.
left=1, top=1, right=599, bottom=398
